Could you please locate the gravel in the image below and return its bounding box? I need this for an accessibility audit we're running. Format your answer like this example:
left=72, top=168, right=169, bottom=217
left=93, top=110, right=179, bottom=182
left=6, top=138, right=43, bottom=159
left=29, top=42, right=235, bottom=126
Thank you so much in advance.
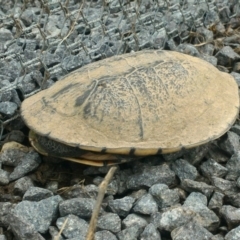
left=0, top=0, right=240, bottom=239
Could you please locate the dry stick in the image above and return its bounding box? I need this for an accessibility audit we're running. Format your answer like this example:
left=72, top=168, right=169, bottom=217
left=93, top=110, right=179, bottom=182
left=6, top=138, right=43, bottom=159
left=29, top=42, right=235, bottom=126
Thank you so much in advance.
left=86, top=166, right=118, bottom=240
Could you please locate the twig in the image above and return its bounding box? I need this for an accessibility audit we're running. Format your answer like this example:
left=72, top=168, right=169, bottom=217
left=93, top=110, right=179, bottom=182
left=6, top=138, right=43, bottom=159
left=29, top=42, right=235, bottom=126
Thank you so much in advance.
left=86, top=166, right=117, bottom=240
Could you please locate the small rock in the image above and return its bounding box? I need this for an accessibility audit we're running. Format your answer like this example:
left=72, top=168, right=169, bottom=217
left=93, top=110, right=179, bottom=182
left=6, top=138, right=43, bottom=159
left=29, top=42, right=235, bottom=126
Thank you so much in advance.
left=183, top=192, right=219, bottom=232
left=8, top=213, right=45, bottom=240
left=122, top=213, right=148, bottom=229
left=56, top=214, right=88, bottom=239
left=97, top=213, right=121, bottom=233
left=233, top=62, right=240, bottom=73
left=171, top=159, right=198, bottom=181
left=0, top=202, right=15, bottom=228
left=93, top=176, right=118, bottom=195
left=211, top=177, right=238, bottom=195
left=129, top=189, right=147, bottom=200
left=13, top=176, right=34, bottom=196
left=200, top=158, right=228, bottom=179
left=181, top=179, right=215, bottom=198
left=133, top=193, right=158, bottom=215
left=49, top=226, right=65, bottom=240
left=126, top=164, right=176, bottom=189
left=220, top=205, right=240, bottom=229
left=2, top=130, right=25, bottom=144
left=207, top=145, right=229, bottom=163
left=149, top=183, right=180, bottom=208
left=0, top=28, right=13, bottom=41
left=194, top=27, right=214, bottom=43
left=23, top=186, right=54, bottom=201
left=225, top=151, right=240, bottom=180
left=211, top=234, right=224, bottom=240
left=0, top=169, right=9, bottom=185
left=0, top=142, right=28, bottom=166
left=0, top=102, right=17, bottom=116
left=61, top=184, right=98, bottom=199
left=20, top=8, right=38, bottom=26
left=215, top=46, right=240, bottom=66
left=140, top=223, right=161, bottom=240
left=45, top=181, right=59, bottom=194
left=108, top=196, right=135, bottom=217
left=226, top=193, right=240, bottom=208
left=13, top=195, right=63, bottom=234
left=225, top=225, right=240, bottom=240
left=9, top=150, right=42, bottom=181
left=208, top=191, right=224, bottom=212
left=176, top=44, right=201, bottom=57
left=231, top=124, right=240, bottom=136
left=59, top=197, right=99, bottom=218
left=42, top=52, right=61, bottom=67
left=95, top=230, right=117, bottom=240
left=117, top=225, right=143, bottom=240
left=218, top=131, right=239, bottom=156
left=156, top=206, right=199, bottom=232
left=183, top=144, right=210, bottom=165
left=231, top=72, right=240, bottom=87
left=171, top=221, right=213, bottom=240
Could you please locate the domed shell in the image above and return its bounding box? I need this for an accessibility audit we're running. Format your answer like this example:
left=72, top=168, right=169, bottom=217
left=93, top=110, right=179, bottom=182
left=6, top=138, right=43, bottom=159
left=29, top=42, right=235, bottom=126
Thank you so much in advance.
left=21, top=50, right=239, bottom=155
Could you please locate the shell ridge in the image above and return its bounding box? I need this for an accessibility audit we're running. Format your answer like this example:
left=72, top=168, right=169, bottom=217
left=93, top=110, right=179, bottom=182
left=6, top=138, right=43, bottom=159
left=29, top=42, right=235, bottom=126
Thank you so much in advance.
left=123, top=72, right=144, bottom=139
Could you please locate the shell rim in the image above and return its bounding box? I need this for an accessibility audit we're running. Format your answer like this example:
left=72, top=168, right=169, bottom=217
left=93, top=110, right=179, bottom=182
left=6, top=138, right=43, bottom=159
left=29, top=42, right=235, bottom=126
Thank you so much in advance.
left=26, top=104, right=239, bottom=156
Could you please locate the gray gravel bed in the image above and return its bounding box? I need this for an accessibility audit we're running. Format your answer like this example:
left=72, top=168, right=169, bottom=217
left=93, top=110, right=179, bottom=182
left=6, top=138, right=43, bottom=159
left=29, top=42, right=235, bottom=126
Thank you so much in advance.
left=0, top=0, right=240, bottom=239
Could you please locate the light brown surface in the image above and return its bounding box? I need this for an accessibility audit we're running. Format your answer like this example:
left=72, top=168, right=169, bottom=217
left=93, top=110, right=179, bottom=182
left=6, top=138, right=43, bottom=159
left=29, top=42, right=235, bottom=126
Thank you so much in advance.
left=21, top=50, right=239, bottom=155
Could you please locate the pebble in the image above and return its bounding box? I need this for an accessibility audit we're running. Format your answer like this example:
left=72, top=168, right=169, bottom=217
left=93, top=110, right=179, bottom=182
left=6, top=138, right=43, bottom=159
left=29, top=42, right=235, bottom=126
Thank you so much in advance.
left=12, top=195, right=62, bottom=233
left=200, top=158, right=228, bottom=179
left=171, top=221, right=213, bottom=240
left=108, top=196, right=135, bottom=217
left=97, top=212, right=121, bottom=233
left=181, top=179, right=215, bottom=198
left=23, top=186, right=53, bottom=201
left=0, top=102, right=17, bottom=116
left=225, top=225, right=240, bottom=240
left=56, top=214, right=88, bottom=239
left=171, top=159, right=198, bottom=181
left=149, top=183, right=180, bottom=208
left=126, top=164, right=176, bottom=189
left=0, top=1, right=240, bottom=239
left=59, top=197, right=100, bottom=218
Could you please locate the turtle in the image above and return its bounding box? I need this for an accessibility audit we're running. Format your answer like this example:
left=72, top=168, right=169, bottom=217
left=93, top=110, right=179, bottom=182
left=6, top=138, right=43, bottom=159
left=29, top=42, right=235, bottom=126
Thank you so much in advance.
left=20, top=50, right=239, bottom=166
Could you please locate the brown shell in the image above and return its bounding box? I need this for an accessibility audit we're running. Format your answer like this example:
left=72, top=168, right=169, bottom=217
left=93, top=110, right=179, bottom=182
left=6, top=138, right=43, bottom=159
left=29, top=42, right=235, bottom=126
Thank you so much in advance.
left=21, top=50, right=239, bottom=155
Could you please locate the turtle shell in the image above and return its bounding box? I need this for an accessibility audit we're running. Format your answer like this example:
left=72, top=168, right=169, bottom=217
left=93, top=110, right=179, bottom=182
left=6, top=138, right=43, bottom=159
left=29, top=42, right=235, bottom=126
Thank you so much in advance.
left=21, top=50, right=239, bottom=156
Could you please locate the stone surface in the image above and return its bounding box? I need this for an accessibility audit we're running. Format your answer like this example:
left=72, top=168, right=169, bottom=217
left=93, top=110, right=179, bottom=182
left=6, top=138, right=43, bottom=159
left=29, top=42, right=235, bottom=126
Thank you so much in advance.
left=13, top=195, right=62, bottom=234
left=59, top=198, right=99, bottom=219
left=149, top=183, right=180, bottom=208
left=183, top=192, right=219, bottom=232
left=171, top=159, right=198, bottom=181
left=133, top=193, right=158, bottom=215
left=140, top=223, right=161, bottom=240
left=220, top=205, right=240, bottom=228
left=200, top=158, right=228, bottom=179
left=0, top=1, right=239, bottom=239
left=225, top=225, right=240, bottom=240
left=171, top=222, right=213, bottom=240
left=23, top=187, right=53, bottom=201
left=9, top=150, right=42, bottom=181
left=56, top=214, right=88, bottom=239
left=181, top=179, right=215, bottom=198
left=126, top=164, right=176, bottom=189
left=97, top=213, right=121, bottom=233
left=108, top=196, right=135, bottom=217
left=122, top=213, right=148, bottom=229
